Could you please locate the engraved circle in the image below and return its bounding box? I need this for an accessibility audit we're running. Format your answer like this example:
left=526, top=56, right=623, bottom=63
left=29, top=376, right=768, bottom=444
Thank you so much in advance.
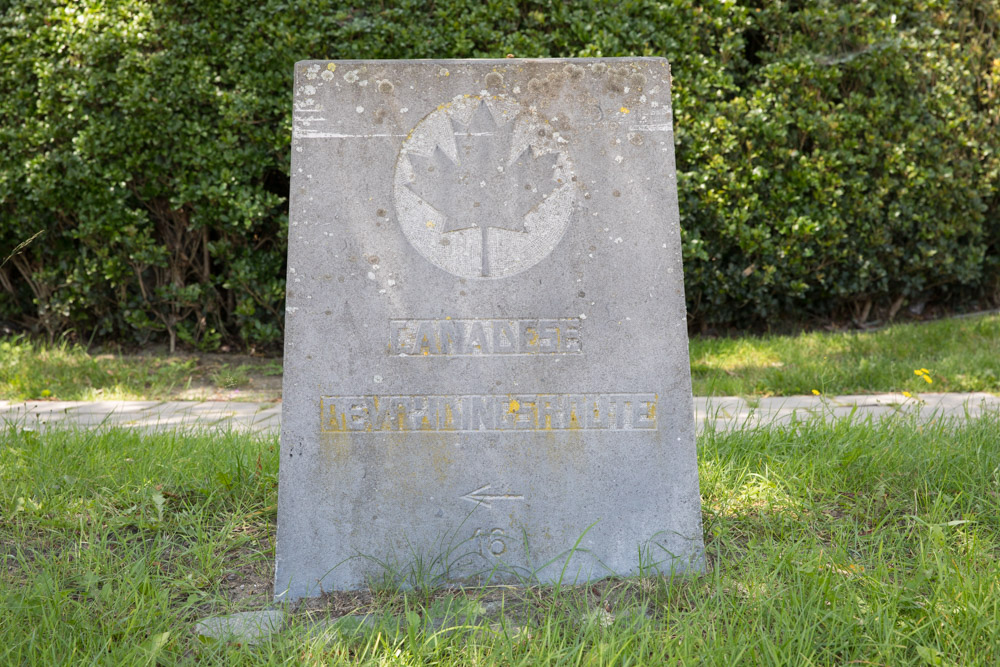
left=487, top=528, right=507, bottom=556
left=393, top=95, right=574, bottom=279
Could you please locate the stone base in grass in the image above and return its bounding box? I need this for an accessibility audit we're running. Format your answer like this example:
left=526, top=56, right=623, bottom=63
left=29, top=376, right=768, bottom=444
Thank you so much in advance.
left=194, top=609, right=285, bottom=645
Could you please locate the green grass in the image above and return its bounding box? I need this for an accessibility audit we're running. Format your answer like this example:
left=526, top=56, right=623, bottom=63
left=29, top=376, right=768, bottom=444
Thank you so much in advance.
left=690, top=312, right=1000, bottom=396
left=0, top=335, right=282, bottom=401
left=2, top=416, right=998, bottom=664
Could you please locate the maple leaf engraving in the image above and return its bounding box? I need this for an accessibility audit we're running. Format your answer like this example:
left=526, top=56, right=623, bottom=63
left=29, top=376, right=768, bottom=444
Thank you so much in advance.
left=405, top=101, right=562, bottom=276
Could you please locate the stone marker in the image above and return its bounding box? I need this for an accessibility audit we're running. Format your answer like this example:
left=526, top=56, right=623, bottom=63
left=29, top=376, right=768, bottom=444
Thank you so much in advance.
left=276, top=58, right=704, bottom=598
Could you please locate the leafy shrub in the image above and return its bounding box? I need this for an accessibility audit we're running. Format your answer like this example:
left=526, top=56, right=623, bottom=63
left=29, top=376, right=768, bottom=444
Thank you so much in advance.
left=1, top=0, right=997, bottom=349
left=675, top=0, right=1000, bottom=328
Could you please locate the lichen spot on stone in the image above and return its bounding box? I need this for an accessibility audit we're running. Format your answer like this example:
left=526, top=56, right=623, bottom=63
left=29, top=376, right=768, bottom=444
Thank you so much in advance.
left=508, top=398, right=520, bottom=414
left=485, top=72, right=503, bottom=89
left=326, top=63, right=337, bottom=71
left=628, top=73, right=647, bottom=89
left=378, top=80, right=394, bottom=94
left=564, top=64, right=584, bottom=79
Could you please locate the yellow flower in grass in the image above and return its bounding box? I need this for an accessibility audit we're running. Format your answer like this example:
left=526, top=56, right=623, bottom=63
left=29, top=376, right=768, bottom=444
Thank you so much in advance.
left=914, top=368, right=933, bottom=384
left=811, top=389, right=821, bottom=396
left=902, top=391, right=912, bottom=398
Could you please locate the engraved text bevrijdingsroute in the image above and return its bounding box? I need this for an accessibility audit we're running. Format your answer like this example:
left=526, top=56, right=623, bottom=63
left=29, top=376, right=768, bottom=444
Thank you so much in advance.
left=320, top=393, right=657, bottom=432
left=389, top=318, right=581, bottom=356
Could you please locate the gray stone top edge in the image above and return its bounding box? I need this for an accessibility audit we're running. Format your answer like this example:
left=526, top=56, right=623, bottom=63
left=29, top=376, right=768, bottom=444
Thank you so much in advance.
left=294, top=56, right=670, bottom=67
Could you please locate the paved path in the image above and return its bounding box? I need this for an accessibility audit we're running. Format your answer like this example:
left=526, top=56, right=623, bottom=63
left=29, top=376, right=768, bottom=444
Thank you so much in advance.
left=1, top=393, right=997, bottom=434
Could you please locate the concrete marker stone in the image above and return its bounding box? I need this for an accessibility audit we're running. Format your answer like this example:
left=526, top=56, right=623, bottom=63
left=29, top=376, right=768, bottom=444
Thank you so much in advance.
left=276, top=58, right=705, bottom=598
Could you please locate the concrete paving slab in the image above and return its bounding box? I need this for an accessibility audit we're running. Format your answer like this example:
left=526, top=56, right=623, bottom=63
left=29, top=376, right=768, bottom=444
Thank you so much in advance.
left=3, top=393, right=997, bottom=435
left=693, top=393, right=1000, bottom=431
left=127, top=403, right=199, bottom=421
left=66, top=400, right=165, bottom=414
left=253, top=405, right=283, bottom=419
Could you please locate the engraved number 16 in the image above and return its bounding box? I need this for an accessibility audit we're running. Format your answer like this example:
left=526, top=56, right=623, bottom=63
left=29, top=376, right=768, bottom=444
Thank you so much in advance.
left=473, top=527, right=507, bottom=556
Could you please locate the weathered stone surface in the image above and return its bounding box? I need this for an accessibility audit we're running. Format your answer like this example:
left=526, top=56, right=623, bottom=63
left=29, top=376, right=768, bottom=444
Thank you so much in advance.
left=276, top=58, right=704, bottom=598
left=194, top=609, right=285, bottom=644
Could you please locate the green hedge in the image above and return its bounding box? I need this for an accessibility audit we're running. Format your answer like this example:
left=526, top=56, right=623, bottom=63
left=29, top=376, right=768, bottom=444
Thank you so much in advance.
left=1, top=0, right=997, bottom=349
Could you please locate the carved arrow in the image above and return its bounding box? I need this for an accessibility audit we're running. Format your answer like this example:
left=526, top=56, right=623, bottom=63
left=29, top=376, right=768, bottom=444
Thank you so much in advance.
left=460, top=484, right=524, bottom=508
